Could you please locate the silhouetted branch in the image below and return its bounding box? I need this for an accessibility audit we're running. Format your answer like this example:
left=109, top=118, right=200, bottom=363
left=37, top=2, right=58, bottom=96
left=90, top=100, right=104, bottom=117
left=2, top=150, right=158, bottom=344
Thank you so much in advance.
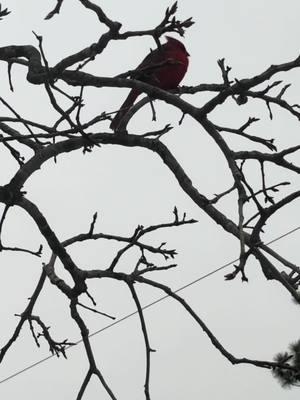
left=0, top=2, right=299, bottom=396
left=70, top=299, right=117, bottom=400
left=128, top=282, right=154, bottom=400
left=0, top=3, right=10, bottom=21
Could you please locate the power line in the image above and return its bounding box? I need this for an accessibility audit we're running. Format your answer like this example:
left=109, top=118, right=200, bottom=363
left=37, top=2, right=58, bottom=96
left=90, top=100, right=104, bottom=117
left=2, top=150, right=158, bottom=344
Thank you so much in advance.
left=0, top=225, right=299, bottom=385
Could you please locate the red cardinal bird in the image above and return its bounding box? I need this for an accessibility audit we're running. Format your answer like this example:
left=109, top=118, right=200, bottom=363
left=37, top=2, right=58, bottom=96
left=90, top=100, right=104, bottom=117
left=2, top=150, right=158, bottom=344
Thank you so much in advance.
left=110, top=36, right=189, bottom=130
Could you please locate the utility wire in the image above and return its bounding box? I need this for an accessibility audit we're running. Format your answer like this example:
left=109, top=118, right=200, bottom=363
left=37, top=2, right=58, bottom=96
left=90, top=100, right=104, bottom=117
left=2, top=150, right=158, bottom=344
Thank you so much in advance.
left=0, top=225, right=299, bottom=385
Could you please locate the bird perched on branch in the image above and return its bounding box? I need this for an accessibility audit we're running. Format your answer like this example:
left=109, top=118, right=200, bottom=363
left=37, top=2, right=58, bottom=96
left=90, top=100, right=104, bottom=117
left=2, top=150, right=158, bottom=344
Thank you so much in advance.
left=110, top=36, right=189, bottom=130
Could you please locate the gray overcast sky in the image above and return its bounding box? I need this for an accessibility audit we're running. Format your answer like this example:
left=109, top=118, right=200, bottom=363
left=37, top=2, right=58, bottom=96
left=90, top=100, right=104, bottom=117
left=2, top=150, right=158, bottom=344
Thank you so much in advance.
left=0, top=1, right=299, bottom=399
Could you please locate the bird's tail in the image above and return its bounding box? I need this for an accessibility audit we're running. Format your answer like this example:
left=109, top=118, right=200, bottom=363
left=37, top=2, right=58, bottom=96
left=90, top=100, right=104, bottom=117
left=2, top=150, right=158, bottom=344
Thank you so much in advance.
left=110, top=89, right=139, bottom=130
